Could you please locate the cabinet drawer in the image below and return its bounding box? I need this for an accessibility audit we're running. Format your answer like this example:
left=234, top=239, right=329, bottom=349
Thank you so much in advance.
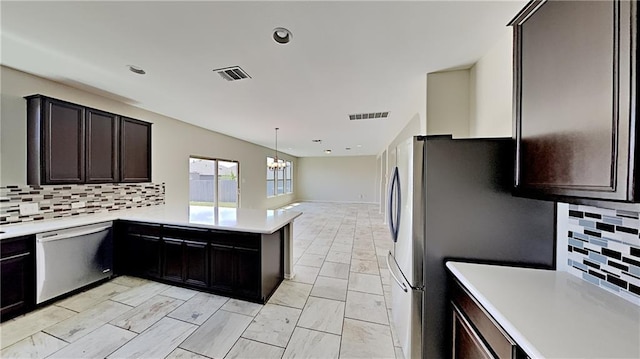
left=163, top=225, right=211, bottom=242
left=1, top=236, right=33, bottom=258
left=451, top=279, right=516, bottom=359
left=210, top=231, right=260, bottom=250
left=120, top=221, right=161, bottom=237
left=453, top=305, right=494, bottom=359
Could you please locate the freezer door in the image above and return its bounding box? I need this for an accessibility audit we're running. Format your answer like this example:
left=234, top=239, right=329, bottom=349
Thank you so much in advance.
left=389, top=271, right=423, bottom=359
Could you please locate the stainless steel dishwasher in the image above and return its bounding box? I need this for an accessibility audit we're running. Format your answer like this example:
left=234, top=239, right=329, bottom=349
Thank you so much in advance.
left=36, top=221, right=113, bottom=304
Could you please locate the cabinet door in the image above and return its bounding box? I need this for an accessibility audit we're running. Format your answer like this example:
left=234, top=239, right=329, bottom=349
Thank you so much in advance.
left=452, top=306, right=495, bottom=359
left=512, top=0, right=637, bottom=202
left=86, top=109, right=119, bottom=183
left=129, top=235, right=161, bottom=278
left=235, top=247, right=260, bottom=298
left=0, top=236, right=34, bottom=322
left=210, top=244, right=234, bottom=293
left=43, top=98, right=85, bottom=184
left=120, top=117, right=151, bottom=182
left=184, top=240, right=208, bottom=287
left=162, top=238, right=184, bottom=282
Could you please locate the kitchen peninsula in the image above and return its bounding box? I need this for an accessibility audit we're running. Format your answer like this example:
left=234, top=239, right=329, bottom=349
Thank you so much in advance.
left=0, top=205, right=302, bottom=317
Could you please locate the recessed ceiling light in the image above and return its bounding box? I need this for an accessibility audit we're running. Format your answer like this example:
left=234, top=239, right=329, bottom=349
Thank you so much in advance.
left=325, top=149, right=332, bottom=154
left=127, top=65, right=146, bottom=75
left=273, top=27, right=292, bottom=44
left=356, top=144, right=362, bottom=148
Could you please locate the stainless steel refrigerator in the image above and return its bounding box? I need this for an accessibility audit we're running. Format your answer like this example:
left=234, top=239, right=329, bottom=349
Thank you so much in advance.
left=386, top=136, right=555, bottom=359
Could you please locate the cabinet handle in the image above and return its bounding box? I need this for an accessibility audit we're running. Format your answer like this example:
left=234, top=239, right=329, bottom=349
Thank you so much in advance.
left=183, top=240, right=206, bottom=246
left=163, top=238, right=184, bottom=245
left=211, top=244, right=233, bottom=249
left=164, top=225, right=209, bottom=233
left=0, top=252, right=31, bottom=262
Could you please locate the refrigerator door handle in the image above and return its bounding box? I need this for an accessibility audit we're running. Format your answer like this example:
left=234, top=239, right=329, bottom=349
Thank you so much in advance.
left=386, top=251, right=408, bottom=292
left=388, top=166, right=401, bottom=242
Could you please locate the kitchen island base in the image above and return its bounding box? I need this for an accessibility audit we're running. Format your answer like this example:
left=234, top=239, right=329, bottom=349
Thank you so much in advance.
left=115, top=221, right=286, bottom=304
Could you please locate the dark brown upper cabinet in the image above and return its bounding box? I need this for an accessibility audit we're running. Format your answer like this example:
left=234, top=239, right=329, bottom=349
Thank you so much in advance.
left=26, top=95, right=151, bottom=185
left=27, top=96, right=86, bottom=184
left=510, top=0, right=638, bottom=203
left=120, top=117, right=152, bottom=183
left=86, top=108, right=119, bottom=183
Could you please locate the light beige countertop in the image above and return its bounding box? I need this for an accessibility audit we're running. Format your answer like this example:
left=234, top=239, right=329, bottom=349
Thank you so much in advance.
left=447, top=261, right=640, bottom=359
left=0, top=205, right=302, bottom=239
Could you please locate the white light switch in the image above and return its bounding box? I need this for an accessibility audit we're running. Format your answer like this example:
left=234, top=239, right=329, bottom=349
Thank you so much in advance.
left=19, top=202, right=39, bottom=215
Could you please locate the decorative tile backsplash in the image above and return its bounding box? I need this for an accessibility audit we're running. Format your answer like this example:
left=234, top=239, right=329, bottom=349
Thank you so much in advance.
left=0, top=183, right=165, bottom=225
left=565, top=204, right=640, bottom=305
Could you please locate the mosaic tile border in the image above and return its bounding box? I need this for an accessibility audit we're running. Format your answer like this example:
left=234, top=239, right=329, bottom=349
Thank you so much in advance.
left=565, top=204, right=640, bottom=305
left=0, top=183, right=164, bottom=225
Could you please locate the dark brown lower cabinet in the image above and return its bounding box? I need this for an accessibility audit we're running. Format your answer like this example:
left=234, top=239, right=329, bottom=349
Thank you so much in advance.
left=451, top=279, right=528, bottom=359
left=115, top=221, right=283, bottom=303
left=1, top=235, right=35, bottom=322
left=453, top=306, right=494, bottom=359
left=184, top=240, right=208, bottom=287
left=162, top=238, right=185, bottom=283
left=161, top=237, right=209, bottom=288
left=210, top=244, right=235, bottom=293
left=114, top=222, right=161, bottom=277
left=234, top=247, right=260, bottom=298
left=210, top=244, right=260, bottom=299
left=133, top=235, right=162, bottom=278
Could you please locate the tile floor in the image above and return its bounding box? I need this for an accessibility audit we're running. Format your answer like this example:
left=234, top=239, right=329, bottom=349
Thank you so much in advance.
left=0, top=202, right=403, bottom=359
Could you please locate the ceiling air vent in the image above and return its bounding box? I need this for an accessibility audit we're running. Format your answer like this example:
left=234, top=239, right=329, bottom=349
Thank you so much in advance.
left=213, top=66, right=251, bottom=81
left=349, top=112, right=390, bottom=121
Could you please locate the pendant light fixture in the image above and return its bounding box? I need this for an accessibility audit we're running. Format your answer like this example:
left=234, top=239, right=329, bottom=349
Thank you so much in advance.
left=268, top=127, right=287, bottom=170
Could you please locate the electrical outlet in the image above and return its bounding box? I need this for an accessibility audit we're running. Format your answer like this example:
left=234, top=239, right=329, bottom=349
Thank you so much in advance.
left=71, top=201, right=86, bottom=209
left=19, top=202, right=39, bottom=215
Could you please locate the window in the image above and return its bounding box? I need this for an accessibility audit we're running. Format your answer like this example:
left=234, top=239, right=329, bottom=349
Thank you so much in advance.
left=189, top=157, right=239, bottom=208
left=267, top=157, right=293, bottom=197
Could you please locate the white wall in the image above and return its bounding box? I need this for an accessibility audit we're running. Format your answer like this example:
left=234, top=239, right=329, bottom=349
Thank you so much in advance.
left=0, top=66, right=295, bottom=210
left=296, top=156, right=377, bottom=203
left=469, top=28, right=513, bottom=137
left=426, top=70, right=470, bottom=138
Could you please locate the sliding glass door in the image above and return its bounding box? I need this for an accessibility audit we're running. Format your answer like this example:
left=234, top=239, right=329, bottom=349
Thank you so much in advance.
left=189, top=157, right=239, bottom=208
left=217, top=160, right=239, bottom=208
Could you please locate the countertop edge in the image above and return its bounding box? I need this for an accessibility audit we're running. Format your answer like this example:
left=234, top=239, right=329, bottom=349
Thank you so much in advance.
left=446, top=261, right=545, bottom=359
left=119, top=211, right=303, bottom=235
left=0, top=206, right=303, bottom=239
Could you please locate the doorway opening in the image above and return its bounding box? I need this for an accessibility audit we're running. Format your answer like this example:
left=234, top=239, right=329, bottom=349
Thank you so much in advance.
left=189, top=157, right=239, bottom=208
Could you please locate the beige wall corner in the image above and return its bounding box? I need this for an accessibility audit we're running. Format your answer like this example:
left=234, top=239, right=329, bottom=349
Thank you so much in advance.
left=426, top=69, right=470, bottom=138
left=469, top=28, right=513, bottom=138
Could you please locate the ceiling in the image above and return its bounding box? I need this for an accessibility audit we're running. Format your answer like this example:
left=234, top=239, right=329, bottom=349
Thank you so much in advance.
left=1, top=1, right=526, bottom=157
